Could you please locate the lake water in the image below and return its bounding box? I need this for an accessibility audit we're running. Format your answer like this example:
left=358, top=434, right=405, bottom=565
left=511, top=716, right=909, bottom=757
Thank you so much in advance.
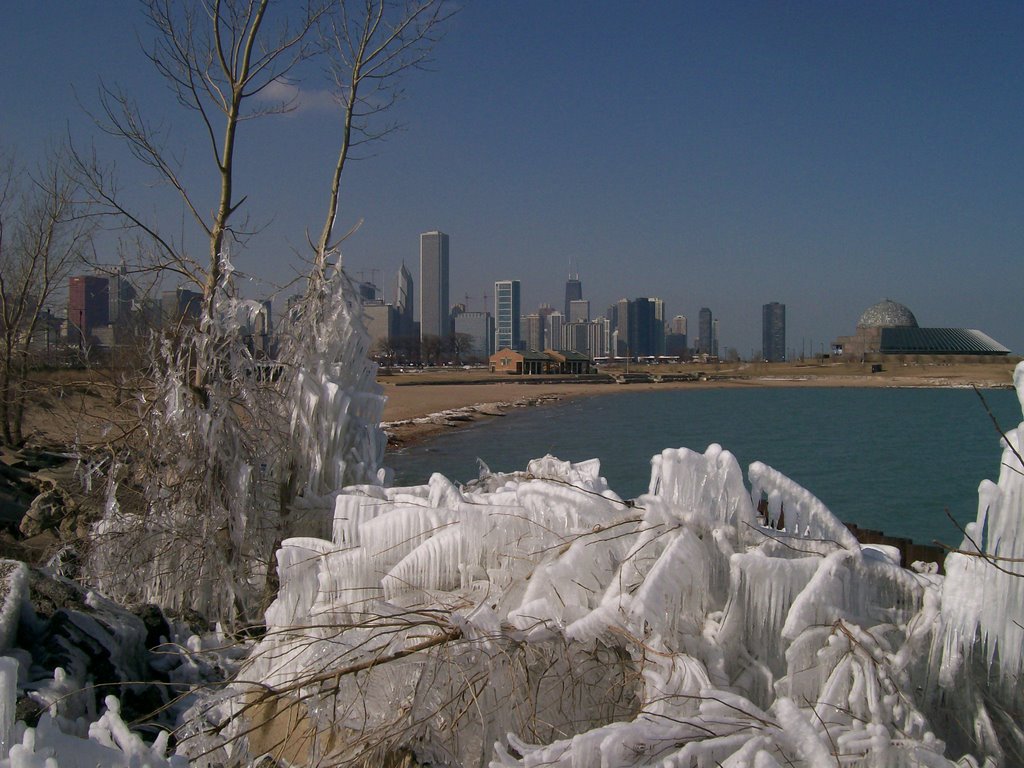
left=387, top=386, right=1023, bottom=546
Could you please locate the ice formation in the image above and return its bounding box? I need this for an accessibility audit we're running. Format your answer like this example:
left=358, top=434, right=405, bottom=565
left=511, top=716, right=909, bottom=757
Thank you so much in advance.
left=8, top=366, right=1023, bottom=765
left=87, top=258, right=386, bottom=624
left=166, top=364, right=1024, bottom=767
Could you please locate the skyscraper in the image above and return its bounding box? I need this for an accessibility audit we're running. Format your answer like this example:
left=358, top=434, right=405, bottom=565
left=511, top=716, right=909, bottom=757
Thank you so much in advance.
left=68, top=275, right=109, bottom=347
left=590, top=316, right=610, bottom=357
left=564, top=261, right=582, bottom=318
left=452, top=311, right=494, bottom=361
left=568, top=299, right=590, bottom=323
left=667, top=315, right=688, bottom=357
left=762, top=302, right=786, bottom=362
left=395, top=263, right=414, bottom=338
left=546, top=311, right=565, bottom=352
left=523, top=313, right=545, bottom=351
left=627, top=298, right=659, bottom=357
left=615, top=298, right=630, bottom=356
left=698, top=307, right=713, bottom=355
left=494, top=280, right=521, bottom=351
left=419, top=231, right=449, bottom=341
left=651, top=298, right=666, bottom=356
left=565, top=322, right=589, bottom=354
left=609, top=298, right=664, bottom=357
left=107, top=264, right=136, bottom=326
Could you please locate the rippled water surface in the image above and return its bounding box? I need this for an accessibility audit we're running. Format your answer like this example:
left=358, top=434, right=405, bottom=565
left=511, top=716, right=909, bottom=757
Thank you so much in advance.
left=388, top=386, right=1022, bottom=545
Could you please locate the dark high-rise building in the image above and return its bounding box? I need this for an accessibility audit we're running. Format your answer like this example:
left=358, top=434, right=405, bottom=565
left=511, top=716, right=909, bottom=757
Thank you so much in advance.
left=628, top=298, right=662, bottom=357
left=610, top=298, right=664, bottom=357
left=107, top=265, right=136, bottom=326
left=419, top=231, right=450, bottom=341
left=651, top=298, right=666, bottom=356
left=762, top=302, right=786, bottom=362
left=698, top=307, right=713, bottom=355
left=564, top=262, right=582, bottom=319
left=358, top=281, right=378, bottom=303
left=452, top=311, right=493, bottom=361
left=614, top=298, right=630, bottom=355
left=68, top=275, right=109, bottom=346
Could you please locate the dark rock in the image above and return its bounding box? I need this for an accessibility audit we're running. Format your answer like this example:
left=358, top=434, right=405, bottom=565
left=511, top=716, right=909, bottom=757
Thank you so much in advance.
left=0, top=486, right=31, bottom=528
left=165, top=607, right=212, bottom=636
left=22, top=567, right=88, bottom=621
left=15, top=695, right=44, bottom=728
left=131, top=603, right=171, bottom=650
left=18, top=568, right=174, bottom=725
left=20, top=489, right=68, bottom=537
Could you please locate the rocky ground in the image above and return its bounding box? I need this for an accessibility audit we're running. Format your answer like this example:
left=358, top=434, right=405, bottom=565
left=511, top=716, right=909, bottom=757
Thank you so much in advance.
left=0, top=445, right=96, bottom=568
left=0, top=445, right=232, bottom=746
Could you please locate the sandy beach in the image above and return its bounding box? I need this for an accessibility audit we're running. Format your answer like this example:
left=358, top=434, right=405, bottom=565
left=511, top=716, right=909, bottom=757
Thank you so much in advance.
left=16, top=359, right=1017, bottom=450
left=380, top=360, right=1019, bottom=447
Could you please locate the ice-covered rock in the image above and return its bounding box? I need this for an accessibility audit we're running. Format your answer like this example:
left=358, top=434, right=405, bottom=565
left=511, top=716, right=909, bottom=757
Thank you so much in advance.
left=15, top=366, right=1024, bottom=766
left=178, top=359, right=1024, bottom=768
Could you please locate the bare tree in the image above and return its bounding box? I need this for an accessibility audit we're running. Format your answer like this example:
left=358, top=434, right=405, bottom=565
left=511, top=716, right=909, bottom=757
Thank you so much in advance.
left=420, top=333, right=442, bottom=365
left=311, top=0, right=454, bottom=279
left=275, top=0, right=454, bottom=513
left=447, top=331, right=473, bottom=364
left=85, top=0, right=454, bottom=626
left=0, top=147, right=94, bottom=446
left=75, top=0, right=324, bottom=389
left=374, top=335, right=397, bottom=362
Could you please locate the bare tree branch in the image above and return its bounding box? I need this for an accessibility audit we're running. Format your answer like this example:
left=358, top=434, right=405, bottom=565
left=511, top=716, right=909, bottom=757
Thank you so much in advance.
left=0, top=144, right=95, bottom=445
left=312, top=0, right=455, bottom=280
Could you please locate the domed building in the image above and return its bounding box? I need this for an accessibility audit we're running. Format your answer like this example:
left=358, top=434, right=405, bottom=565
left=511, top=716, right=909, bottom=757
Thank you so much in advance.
left=832, top=299, right=1009, bottom=360
left=856, top=299, right=918, bottom=330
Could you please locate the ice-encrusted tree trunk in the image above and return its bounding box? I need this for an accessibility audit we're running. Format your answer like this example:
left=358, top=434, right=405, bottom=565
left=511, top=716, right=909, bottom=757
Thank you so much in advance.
left=74, top=0, right=322, bottom=391
left=90, top=264, right=286, bottom=624
left=257, top=1, right=453, bottom=620
left=274, top=0, right=452, bottom=509
left=84, top=0, right=452, bottom=626
left=78, top=0, right=325, bottom=626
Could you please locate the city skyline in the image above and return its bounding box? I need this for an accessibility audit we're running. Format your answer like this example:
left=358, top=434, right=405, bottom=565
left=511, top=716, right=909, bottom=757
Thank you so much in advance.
left=4, top=4, right=1022, bottom=356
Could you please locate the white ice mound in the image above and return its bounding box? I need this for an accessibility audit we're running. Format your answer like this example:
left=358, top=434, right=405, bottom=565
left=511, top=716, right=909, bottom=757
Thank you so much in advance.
left=179, top=368, right=1024, bottom=768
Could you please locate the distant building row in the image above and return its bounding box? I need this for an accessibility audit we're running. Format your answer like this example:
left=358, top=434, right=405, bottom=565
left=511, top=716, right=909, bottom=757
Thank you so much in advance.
left=357, top=231, right=746, bottom=363
left=65, top=270, right=271, bottom=354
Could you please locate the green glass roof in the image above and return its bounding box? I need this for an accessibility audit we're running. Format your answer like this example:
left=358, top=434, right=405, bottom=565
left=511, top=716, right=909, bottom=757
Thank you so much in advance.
left=879, top=328, right=1010, bottom=355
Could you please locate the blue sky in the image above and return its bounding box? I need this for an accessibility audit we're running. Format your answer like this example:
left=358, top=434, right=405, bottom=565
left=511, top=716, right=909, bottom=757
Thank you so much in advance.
left=3, top=1, right=1023, bottom=356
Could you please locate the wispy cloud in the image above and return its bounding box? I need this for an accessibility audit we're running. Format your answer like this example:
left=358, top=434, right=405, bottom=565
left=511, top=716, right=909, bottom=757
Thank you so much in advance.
left=257, top=79, right=338, bottom=115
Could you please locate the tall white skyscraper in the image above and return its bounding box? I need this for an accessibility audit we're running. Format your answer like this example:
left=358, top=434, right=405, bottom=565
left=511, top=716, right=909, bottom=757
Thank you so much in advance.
left=494, top=279, right=521, bottom=351
left=419, top=231, right=450, bottom=341
left=545, top=311, right=565, bottom=352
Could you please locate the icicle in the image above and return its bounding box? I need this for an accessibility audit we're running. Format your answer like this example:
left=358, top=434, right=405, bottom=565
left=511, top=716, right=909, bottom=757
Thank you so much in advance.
left=0, top=657, right=16, bottom=759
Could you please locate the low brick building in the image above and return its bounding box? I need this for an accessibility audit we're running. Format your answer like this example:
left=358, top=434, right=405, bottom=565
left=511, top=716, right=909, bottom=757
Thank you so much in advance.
left=489, top=348, right=594, bottom=375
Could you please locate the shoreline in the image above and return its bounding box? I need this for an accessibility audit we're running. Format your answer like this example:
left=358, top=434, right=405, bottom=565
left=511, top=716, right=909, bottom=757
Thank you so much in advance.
left=380, top=362, right=1018, bottom=449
